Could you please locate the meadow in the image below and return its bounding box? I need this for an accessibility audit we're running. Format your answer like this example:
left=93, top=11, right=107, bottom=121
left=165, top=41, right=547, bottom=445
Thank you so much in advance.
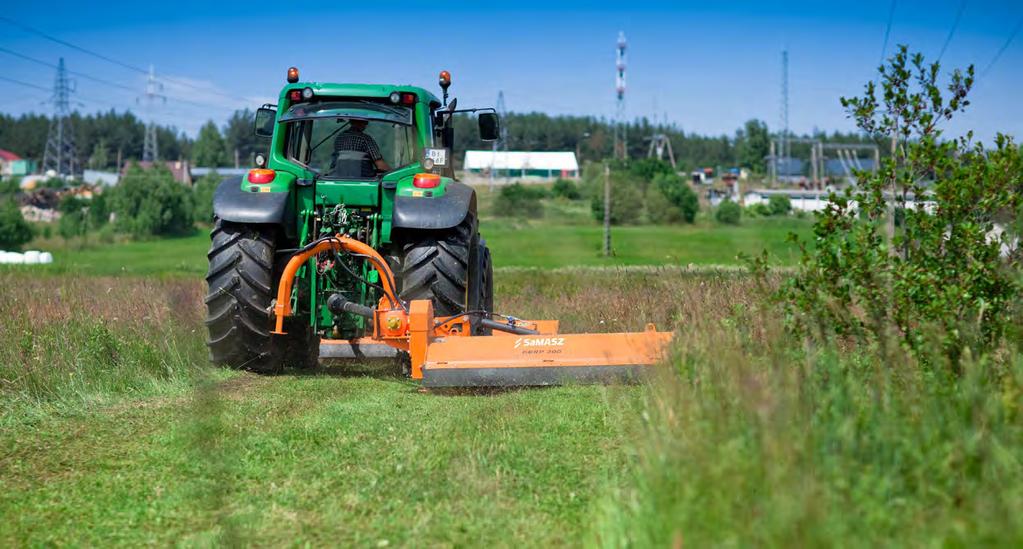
left=1, top=265, right=1019, bottom=546
left=22, top=215, right=811, bottom=277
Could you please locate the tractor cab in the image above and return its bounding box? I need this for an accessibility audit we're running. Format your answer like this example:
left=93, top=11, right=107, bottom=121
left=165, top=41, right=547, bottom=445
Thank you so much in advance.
left=277, top=101, right=416, bottom=181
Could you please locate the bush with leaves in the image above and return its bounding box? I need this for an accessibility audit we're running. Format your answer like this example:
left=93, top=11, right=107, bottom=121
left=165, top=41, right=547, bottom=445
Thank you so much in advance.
left=58, top=195, right=90, bottom=241
left=768, top=194, right=791, bottom=216
left=744, top=203, right=771, bottom=218
left=646, top=186, right=684, bottom=224
left=0, top=199, right=32, bottom=250
left=779, top=46, right=1021, bottom=366
left=590, top=172, right=644, bottom=225
left=192, top=172, right=220, bottom=224
left=0, top=177, right=20, bottom=196
left=494, top=182, right=546, bottom=218
left=109, top=164, right=195, bottom=237
left=715, top=199, right=741, bottom=225
left=551, top=178, right=582, bottom=200
left=652, top=173, right=699, bottom=223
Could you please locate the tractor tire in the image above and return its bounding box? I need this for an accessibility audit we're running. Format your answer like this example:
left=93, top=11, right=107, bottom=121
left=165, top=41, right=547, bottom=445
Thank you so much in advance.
left=399, top=214, right=480, bottom=318
left=205, top=220, right=291, bottom=374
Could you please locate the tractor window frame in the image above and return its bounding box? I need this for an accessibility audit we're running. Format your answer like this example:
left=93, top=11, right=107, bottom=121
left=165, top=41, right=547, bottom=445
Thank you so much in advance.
left=282, top=117, right=419, bottom=181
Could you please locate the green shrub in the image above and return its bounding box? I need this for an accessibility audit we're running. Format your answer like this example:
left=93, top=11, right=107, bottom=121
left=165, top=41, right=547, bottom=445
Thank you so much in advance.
left=0, top=177, right=20, bottom=195
left=745, top=203, right=771, bottom=218
left=780, top=46, right=1022, bottom=365
left=109, top=164, right=195, bottom=237
left=646, top=186, right=684, bottom=224
left=0, top=199, right=32, bottom=250
left=652, top=173, right=699, bottom=223
left=551, top=178, right=582, bottom=200
left=89, top=192, right=109, bottom=227
left=768, top=194, right=792, bottom=216
left=40, top=177, right=66, bottom=190
left=192, top=172, right=220, bottom=224
left=715, top=199, right=741, bottom=225
left=495, top=182, right=545, bottom=218
left=590, top=175, right=644, bottom=225
left=58, top=195, right=89, bottom=241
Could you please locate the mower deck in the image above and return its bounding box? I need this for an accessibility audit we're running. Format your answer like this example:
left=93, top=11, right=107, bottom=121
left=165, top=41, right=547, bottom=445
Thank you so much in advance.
left=421, top=327, right=672, bottom=387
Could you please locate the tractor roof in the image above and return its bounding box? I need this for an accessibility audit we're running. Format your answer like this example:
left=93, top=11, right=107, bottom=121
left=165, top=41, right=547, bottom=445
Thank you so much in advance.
left=281, top=82, right=441, bottom=108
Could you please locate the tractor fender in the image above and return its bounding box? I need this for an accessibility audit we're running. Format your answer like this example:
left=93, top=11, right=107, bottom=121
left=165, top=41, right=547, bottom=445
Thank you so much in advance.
left=212, top=176, right=291, bottom=226
left=392, top=181, right=477, bottom=230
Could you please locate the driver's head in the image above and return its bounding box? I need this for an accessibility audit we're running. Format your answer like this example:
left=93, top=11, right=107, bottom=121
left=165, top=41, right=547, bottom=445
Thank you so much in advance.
left=349, top=119, right=368, bottom=132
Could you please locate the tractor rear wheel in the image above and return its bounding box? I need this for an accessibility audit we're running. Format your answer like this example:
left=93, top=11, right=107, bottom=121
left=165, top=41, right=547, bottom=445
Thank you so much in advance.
left=205, top=220, right=316, bottom=373
left=399, top=214, right=480, bottom=318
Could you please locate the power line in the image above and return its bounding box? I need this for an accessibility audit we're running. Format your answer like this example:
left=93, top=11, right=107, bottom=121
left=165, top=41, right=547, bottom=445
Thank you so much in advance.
left=0, top=45, right=241, bottom=112
left=981, top=14, right=1023, bottom=78
left=0, top=45, right=137, bottom=93
left=0, top=16, right=149, bottom=75
left=0, top=15, right=249, bottom=104
left=879, top=0, right=898, bottom=65
left=0, top=74, right=134, bottom=112
left=0, top=74, right=51, bottom=93
left=937, top=0, right=967, bottom=62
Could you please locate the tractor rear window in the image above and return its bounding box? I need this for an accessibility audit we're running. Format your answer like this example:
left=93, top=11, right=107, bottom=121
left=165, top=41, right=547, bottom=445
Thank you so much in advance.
left=284, top=114, right=417, bottom=180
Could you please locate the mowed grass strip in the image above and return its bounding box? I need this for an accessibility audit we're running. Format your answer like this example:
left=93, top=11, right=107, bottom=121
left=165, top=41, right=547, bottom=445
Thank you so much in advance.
left=0, top=371, right=639, bottom=546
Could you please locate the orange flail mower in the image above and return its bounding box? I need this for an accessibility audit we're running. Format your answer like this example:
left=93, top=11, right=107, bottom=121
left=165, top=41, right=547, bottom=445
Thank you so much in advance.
left=270, top=235, right=674, bottom=387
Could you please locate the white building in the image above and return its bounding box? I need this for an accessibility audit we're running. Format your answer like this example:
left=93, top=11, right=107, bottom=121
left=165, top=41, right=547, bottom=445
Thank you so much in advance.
left=463, top=151, right=579, bottom=181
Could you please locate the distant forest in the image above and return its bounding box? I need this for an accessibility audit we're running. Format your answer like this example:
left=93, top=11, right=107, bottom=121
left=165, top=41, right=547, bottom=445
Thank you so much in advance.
left=0, top=108, right=876, bottom=173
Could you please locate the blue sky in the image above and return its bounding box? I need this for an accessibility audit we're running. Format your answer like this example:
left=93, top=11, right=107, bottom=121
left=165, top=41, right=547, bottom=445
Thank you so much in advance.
left=1, top=0, right=1020, bottom=142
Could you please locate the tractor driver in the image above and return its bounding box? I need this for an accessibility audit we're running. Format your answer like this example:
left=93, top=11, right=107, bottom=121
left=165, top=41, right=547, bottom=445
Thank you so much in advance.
left=333, top=118, right=390, bottom=177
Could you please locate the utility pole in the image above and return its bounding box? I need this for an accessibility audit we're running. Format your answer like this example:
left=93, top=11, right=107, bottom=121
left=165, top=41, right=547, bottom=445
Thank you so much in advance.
left=614, top=32, right=627, bottom=160
left=646, top=134, right=676, bottom=168
left=779, top=49, right=789, bottom=177
left=490, top=90, right=508, bottom=189
left=139, top=65, right=165, bottom=162
left=43, top=57, right=78, bottom=178
left=603, top=162, right=612, bottom=256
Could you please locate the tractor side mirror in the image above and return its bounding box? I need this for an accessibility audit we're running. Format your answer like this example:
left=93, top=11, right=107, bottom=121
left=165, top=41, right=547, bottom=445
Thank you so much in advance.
left=254, top=107, right=276, bottom=137
left=478, top=112, right=500, bottom=141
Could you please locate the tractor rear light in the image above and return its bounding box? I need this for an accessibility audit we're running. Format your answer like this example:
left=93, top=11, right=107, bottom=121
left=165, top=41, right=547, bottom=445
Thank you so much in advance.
left=289, top=90, right=302, bottom=101
left=248, top=169, right=275, bottom=184
left=302, top=87, right=314, bottom=100
left=401, top=92, right=416, bottom=105
left=412, top=173, right=441, bottom=189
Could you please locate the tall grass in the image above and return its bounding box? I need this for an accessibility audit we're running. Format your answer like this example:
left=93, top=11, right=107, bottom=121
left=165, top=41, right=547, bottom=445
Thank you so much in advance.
left=592, top=289, right=1023, bottom=546
left=0, top=272, right=207, bottom=424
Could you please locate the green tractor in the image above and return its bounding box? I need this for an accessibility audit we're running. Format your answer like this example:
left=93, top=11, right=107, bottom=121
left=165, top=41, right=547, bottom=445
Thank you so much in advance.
left=206, top=68, right=500, bottom=373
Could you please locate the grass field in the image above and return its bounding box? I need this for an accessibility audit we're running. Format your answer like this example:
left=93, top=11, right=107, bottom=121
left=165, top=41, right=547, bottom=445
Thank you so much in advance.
left=2, top=270, right=1020, bottom=545
left=1, top=184, right=1017, bottom=547
left=20, top=216, right=810, bottom=277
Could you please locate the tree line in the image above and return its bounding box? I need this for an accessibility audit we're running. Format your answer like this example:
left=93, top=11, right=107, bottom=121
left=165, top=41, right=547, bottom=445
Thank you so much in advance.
left=1, top=107, right=875, bottom=174
left=0, top=109, right=267, bottom=171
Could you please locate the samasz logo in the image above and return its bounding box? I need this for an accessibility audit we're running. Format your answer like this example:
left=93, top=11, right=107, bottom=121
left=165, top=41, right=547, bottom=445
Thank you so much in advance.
left=514, top=337, right=566, bottom=349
